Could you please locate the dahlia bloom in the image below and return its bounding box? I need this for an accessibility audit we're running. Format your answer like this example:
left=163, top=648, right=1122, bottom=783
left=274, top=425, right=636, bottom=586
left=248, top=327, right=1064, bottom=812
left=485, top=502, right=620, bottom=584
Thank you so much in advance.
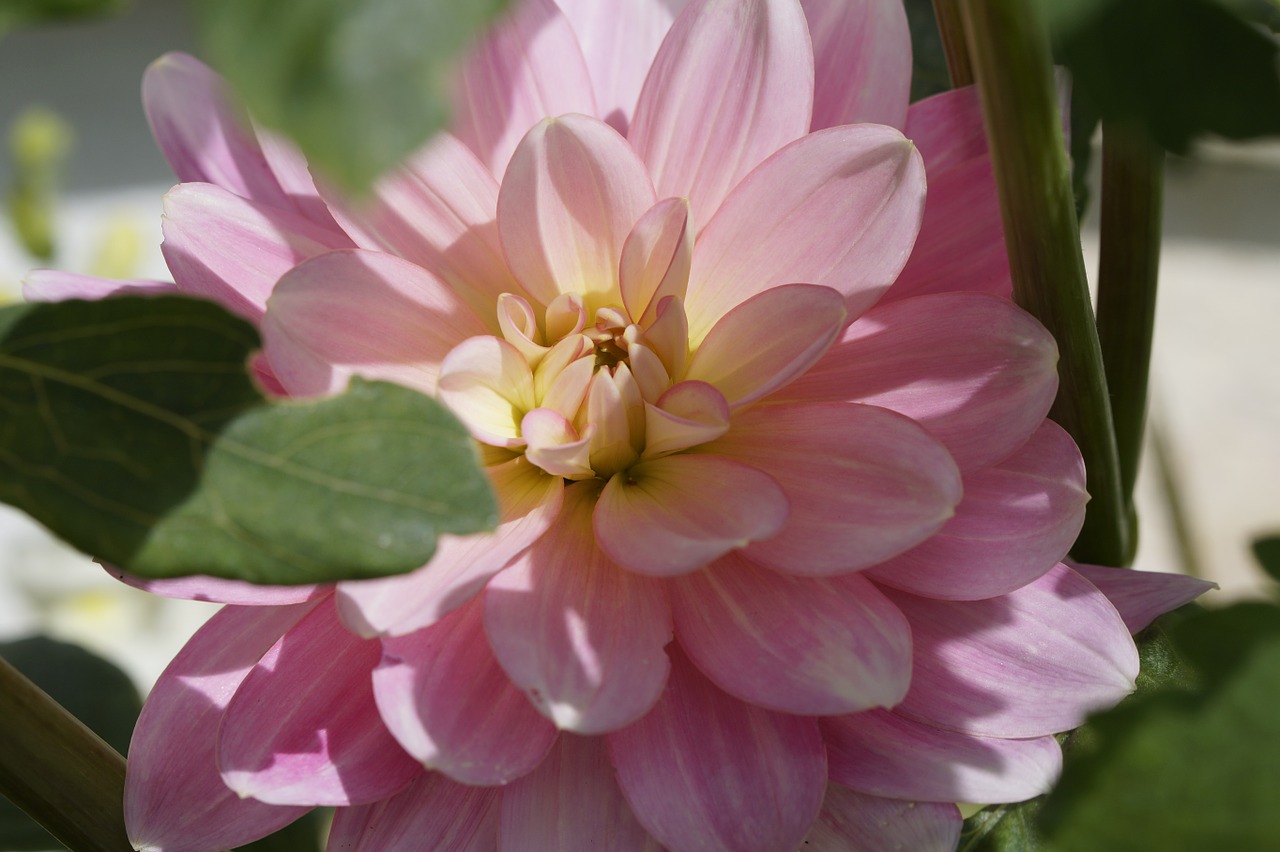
left=26, top=0, right=1214, bottom=849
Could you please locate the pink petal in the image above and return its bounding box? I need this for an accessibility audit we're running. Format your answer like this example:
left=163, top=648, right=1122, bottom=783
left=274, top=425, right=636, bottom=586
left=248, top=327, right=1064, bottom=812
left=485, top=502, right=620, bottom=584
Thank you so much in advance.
left=437, top=336, right=538, bottom=446
left=452, top=0, right=596, bottom=178
left=594, top=454, right=788, bottom=576
left=671, top=553, right=911, bottom=715
left=868, top=420, right=1088, bottom=600
left=684, top=125, right=925, bottom=342
left=500, top=734, right=661, bottom=851
left=1071, top=563, right=1217, bottom=633
left=108, top=565, right=324, bottom=606
left=642, top=381, right=731, bottom=459
left=142, top=53, right=290, bottom=208
left=629, top=0, right=814, bottom=231
left=161, top=182, right=350, bottom=322
left=684, top=284, right=846, bottom=408
left=890, top=86, right=1011, bottom=302
left=607, top=648, right=827, bottom=852
left=884, top=563, right=1140, bottom=738
left=325, top=771, right=500, bottom=851
left=484, top=481, right=673, bottom=734
left=804, top=785, right=961, bottom=852
left=373, top=597, right=557, bottom=785
left=823, top=708, right=1062, bottom=803
left=777, top=292, right=1059, bottom=472
left=554, top=0, right=687, bottom=133
left=336, top=456, right=563, bottom=637
left=320, top=132, right=520, bottom=328
left=218, top=597, right=421, bottom=806
left=802, top=0, right=912, bottom=130
left=261, top=249, right=489, bottom=397
left=252, top=127, right=349, bottom=235
left=704, top=401, right=961, bottom=576
left=125, top=603, right=319, bottom=851
left=21, top=272, right=172, bottom=302
left=619, top=196, right=693, bottom=328
left=497, top=113, right=655, bottom=310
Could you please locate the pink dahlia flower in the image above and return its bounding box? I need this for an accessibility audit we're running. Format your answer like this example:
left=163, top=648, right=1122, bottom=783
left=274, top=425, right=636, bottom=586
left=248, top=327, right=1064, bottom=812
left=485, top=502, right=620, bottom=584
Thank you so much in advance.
left=27, top=0, right=1215, bottom=849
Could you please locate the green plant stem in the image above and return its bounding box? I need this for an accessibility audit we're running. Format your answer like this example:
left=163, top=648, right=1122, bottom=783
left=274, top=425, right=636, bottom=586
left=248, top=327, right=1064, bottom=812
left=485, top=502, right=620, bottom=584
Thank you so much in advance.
left=1096, top=121, right=1164, bottom=562
left=0, top=657, right=131, bottom=852
left=959, top=0, right=1129, bottom=567
left=931, top=0, right=974, bottom=87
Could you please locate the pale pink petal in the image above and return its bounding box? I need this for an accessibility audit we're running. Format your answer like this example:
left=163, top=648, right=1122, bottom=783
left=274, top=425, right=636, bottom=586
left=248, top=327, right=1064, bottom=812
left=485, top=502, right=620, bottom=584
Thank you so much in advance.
left=594, top=454, right=788, bottom=576
left=671, top=553, right=911, bottom=715
left=261, top=249, right=489, bottom=397
left=884, top=563, right=1140, bottom=738
left=802, top=0, right=912, bottom=130
left=218, top=597, right=421, bottom=806
left=1071, top=563, right=1217, bottom=633
left=629, top=0, right=814, bottom=232
left=641, top=381, right=730, bottom=459
left=373, top=598, right=558, bottom=785
left=619, top=196, right=692, bottom=327
left=497, top=113, right=655, bottom=309
left=684, top=125, right=925, bottom=342
left=804, top=785, right=961, bottom=852
left=452, top=0, right=596, bottom=178
left=125, top=603, right=319, bottom=851
left=321, top=132, right=520, bottom=327
left=703, top=402, right=961, bottom=576
left=161, top=182, right=350, bottom=322
left=142, top=53, right=290, bottom=208
left=437, top=336, right=538, bottom=447
left=252, top=127, right=350, bottom=235
left=554, top=0, right=687, bottom=133
left=608, top=648, right=827, bottom=852
left=684, top=284, right=845, bottom=407
left=108, top=565, right=324, bottom=606
left=777, top=292, right=1059, bottom=472
left=325, top=772, right=500, bottom=852
left=823, top=708, right=1062, bottom=803
left=337, top=455, right=563, bottom=637
left=21, top=271, right=172, bottom=302
left=868, top=420, right=1087, bottom=600
left=890, top=86, right=1011, bottom=302
left=484, top=482, right=672, bottom=734
left=500, top=734, right=661, bottom=852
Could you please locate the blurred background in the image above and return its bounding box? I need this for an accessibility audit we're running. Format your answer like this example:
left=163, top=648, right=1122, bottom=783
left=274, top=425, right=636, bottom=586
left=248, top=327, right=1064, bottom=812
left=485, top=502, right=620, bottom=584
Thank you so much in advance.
left=1, top=0, right=1277, bottom=719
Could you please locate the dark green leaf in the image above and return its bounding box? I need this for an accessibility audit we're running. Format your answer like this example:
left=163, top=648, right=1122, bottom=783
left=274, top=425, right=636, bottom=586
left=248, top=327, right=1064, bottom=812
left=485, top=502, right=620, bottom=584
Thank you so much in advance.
left=0, top=0, right=128, bottom=32
left=1049, top=0, right=1280, bottom=153
left=904, top=0, right=952, bottom=102
left=198, top=0, right=508, bottom=192
left=0, top=296, right=496, bottom=585
left=958, top=799, right=1051, bottom=852
left=0, top=636, right=140, bottom=851
left=1251, top=534, right=1280, bottom=584
left=1039, top=603, right=1280, bottom=850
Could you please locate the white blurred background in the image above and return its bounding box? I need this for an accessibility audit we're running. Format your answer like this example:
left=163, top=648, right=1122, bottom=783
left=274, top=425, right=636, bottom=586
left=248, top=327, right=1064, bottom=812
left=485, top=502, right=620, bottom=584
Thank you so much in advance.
left=1, top=0, right=1277, bottom=701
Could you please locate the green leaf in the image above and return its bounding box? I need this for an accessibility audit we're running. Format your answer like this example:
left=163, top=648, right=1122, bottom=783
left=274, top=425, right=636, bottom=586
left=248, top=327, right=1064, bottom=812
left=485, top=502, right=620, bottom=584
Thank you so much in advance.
left=1251, top=534, right=1280, bottom=584
left=0, top=636, right=140, bottom=851
left=958, top=798, right=1052, bottom=852
left=0, top=296, right=497, bottom=585
left=1039, top=603, right=1280, bottom=850
left=1049, top=0, right=1280, bottom=153
left=197, top=0, right=508, bottom=192
left=0, top=0, right=127, bottom=32
left=903, top=0, right=952, bottom=101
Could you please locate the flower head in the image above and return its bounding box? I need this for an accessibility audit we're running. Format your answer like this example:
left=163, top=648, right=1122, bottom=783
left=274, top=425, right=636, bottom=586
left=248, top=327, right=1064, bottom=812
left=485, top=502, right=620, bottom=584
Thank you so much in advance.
left=29, top=0, right=1215, bottom=849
